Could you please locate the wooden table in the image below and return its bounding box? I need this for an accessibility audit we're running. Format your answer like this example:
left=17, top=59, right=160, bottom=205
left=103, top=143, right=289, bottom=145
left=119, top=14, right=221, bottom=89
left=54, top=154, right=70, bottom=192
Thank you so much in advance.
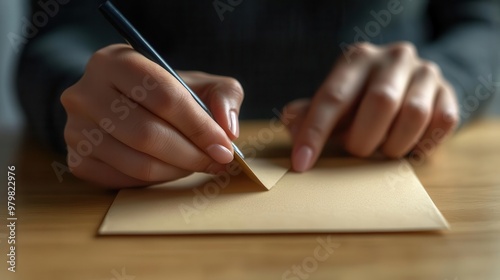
left=1, top=119, right=499, bottom=280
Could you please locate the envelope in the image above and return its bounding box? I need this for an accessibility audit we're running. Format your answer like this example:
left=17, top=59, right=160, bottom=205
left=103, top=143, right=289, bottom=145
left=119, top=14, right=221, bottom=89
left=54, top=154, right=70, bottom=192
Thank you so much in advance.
left=99, top=158, right=448, bottom=234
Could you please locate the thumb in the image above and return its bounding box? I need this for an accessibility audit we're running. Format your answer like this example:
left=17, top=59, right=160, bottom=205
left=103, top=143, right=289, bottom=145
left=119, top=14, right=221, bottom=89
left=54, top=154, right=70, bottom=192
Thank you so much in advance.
left=180, top=71, right=244, bottom=140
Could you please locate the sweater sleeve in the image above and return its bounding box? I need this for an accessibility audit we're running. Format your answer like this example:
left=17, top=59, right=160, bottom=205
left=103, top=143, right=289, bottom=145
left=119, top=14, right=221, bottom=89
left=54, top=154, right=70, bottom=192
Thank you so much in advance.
left=16, top=0, right=122, bottom=152
left=16, top=0, right=500, bottom=153
left=420, top=0, right=500, bottom=126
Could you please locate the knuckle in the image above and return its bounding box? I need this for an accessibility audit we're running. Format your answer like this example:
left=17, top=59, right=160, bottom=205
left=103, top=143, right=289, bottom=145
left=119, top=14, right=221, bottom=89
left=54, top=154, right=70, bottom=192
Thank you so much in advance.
left=114, top=51, right=140, bottom=72
left=404, top=100, right=431, bottom=123
left=218, top=77, right=245, bottom=101
left=130, top=121, right=163, bottom=153
left=222, top=77, right=243, bottom=92
left=186, top=118, right=212, bottom=141
left=390, top=41, right=417, bottom=58
left=323, top=89, right=347, bottom=106
left=87, top=44, right=134, bottom=73
left=419, top=60, right=441, bottom=77
left=442, top=110, right=460, bottom=129
left=306, top=123, right=329, bottom=143
left=345, top=42, right=376, bottom=62
left=60, top=86, right=78, bottom=110
left=157, top=84, right=188, bottom=117
left=62, top=118, right=85, bottom=148
left=111, top=47, right=157, bottom=80
left=63, top=127, right=80, bottom=147
left=367, top=86, right=399, bottom=111
left=352, top=42, right=374, bottom=51
left=60, top=83, right=89, bottom=113
left=321, top=86, right=349, bottom=106
left=86, top=48, right=110, bottom=73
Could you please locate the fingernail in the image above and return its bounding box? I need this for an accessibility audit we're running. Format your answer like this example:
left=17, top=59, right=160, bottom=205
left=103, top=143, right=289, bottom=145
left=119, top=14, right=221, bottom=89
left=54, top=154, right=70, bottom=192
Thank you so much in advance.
left=206, top=144, right=234, bottom=164
left=229, top=110, right=239, bottom=138
left=294, top=145, right=314, bottom=172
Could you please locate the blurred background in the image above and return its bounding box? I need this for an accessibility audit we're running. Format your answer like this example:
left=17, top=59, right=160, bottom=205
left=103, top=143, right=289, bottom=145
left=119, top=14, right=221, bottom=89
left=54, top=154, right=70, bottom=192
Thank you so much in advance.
left=0, top=1, right=25, bottom=167
left=0, top=1, right=499, bottom=167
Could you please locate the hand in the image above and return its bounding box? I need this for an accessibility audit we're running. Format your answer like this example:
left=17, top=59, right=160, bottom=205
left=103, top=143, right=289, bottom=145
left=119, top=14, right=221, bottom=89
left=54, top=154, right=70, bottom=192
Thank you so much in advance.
left=284, top=42, right=460, bottom=172
left=61, top=44, right=244, bottom=187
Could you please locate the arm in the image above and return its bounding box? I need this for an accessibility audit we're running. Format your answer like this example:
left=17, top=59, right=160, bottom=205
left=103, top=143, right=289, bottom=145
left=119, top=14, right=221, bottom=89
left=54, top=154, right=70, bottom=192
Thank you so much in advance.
left=286, top=0, right=500, bottom=171
left=421, top=0, right=500, bottom=124
left=16, top=0, right=122, bottom=152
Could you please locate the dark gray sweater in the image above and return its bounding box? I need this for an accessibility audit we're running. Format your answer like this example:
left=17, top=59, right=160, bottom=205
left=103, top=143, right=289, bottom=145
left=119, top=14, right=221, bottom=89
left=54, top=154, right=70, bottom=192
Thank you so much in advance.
left=16, top=0, right=500, bottom=152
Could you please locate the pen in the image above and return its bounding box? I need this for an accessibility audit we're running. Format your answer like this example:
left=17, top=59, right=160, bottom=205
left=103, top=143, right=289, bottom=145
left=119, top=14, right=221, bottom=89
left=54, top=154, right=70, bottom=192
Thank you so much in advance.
left=99, top=0, right=245, bottom=159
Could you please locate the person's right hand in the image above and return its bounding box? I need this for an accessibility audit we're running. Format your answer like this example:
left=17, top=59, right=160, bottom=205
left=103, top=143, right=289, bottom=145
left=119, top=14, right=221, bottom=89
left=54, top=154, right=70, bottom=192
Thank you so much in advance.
left=61, top=44, right=244, bottom=188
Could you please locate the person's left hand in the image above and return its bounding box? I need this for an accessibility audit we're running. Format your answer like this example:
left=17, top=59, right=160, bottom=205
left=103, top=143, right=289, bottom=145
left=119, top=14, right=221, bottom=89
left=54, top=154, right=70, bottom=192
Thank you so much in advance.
left=283, top=42, right=460, bottom=172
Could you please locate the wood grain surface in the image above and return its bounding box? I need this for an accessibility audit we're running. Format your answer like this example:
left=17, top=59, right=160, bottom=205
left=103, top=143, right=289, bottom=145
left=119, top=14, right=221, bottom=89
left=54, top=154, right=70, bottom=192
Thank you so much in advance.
left=1, top=119, right=499, bottom=280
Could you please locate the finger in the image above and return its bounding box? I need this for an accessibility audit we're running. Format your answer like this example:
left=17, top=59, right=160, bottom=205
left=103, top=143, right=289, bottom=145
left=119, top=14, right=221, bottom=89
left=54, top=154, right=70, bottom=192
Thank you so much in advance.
left=64, top=117, right=203, bottom=182
left=292, top=43, right=377, bottom=172
left=345, top=42, right=416, bottom=157
left=68, top=155, right=152, bottom=188
left=180, top=71, right=244, bottom=139
left=71, top=84, right=221, bottom=172
left=381, top=61, right=440, bottom=158
left=282, top=98, right=310, bottom=140
left=410, top=83, right=459, bottom=157
left=93, top=45, right=234, bottom=164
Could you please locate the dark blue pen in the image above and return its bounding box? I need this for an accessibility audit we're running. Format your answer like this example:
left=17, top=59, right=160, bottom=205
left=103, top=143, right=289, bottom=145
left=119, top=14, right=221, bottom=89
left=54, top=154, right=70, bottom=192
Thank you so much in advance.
left=99, top=0, right=245, bottom=159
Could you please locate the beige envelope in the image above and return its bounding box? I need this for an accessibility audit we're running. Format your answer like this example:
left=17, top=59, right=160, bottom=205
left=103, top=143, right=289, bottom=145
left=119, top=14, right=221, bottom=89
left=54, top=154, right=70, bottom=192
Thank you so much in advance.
left=99, top=158, right=448, bottom=234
